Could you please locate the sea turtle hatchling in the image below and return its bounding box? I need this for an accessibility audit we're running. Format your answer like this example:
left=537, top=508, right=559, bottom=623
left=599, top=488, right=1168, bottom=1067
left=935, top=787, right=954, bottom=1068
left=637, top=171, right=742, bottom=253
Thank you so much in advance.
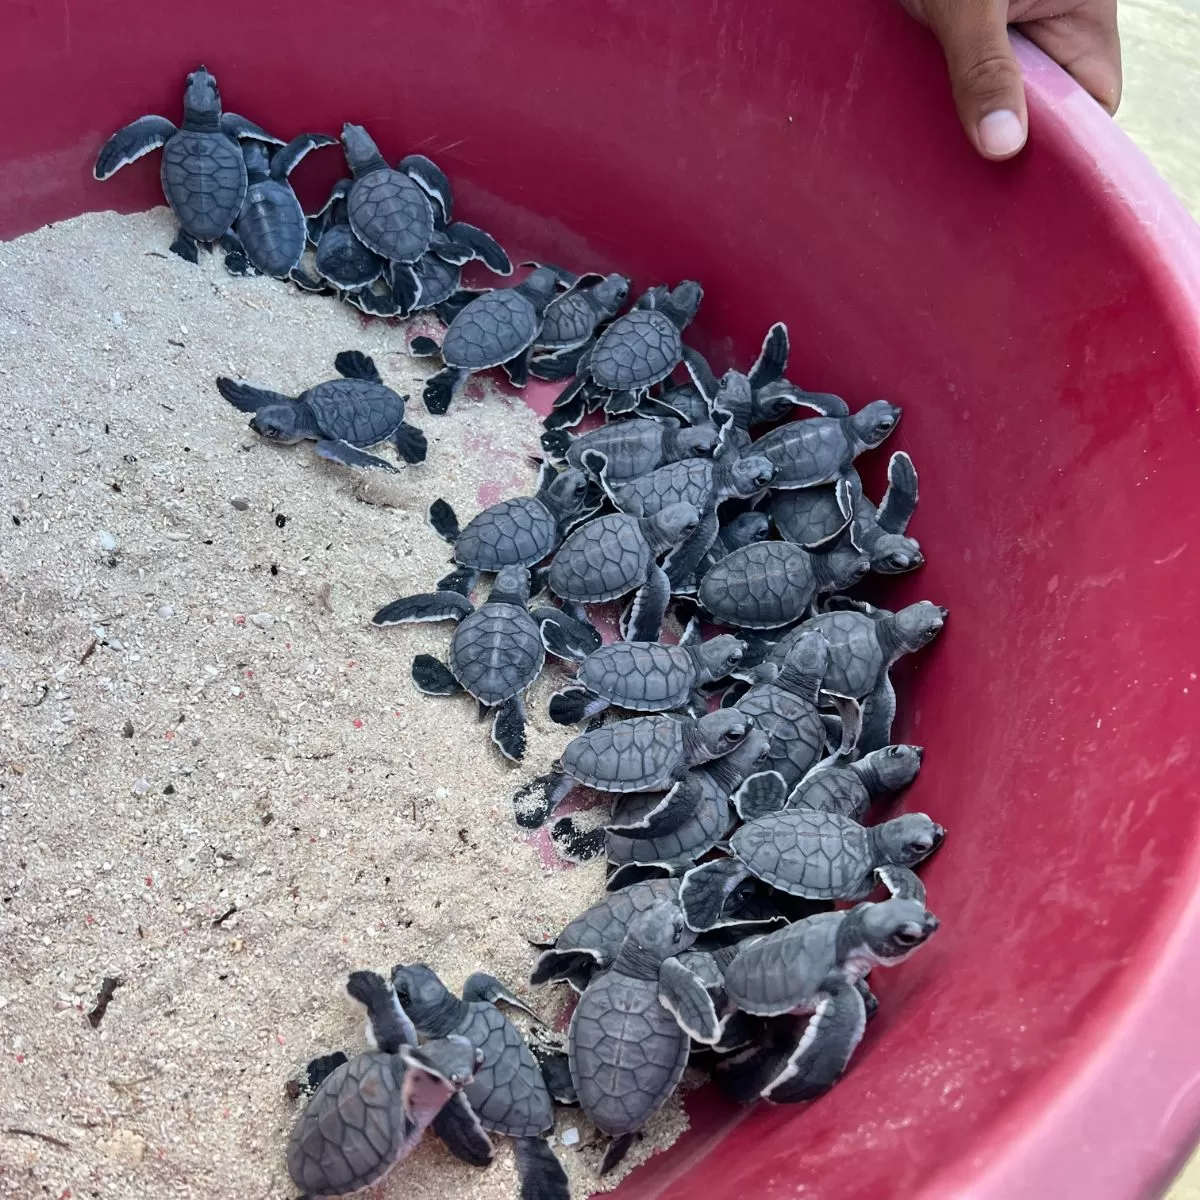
left=215, top=351, right=426, bottom=472
left=295, top=194, right=385, bottom=296
left=540, top=416, right=721, bottom=482
left=679, top=808, right=945, bottom=930
left=411, top=267, right=562, bottom=413
left=94, top=66, right=283, bottom=262
left=512, top=708, right=750, bottom=830
left=426, top=461, right=596, bottom=594
left=223, top=134, right=336, bottom=279
left=546, top=619, right=746, bottom=724
left=750, top=398, right=902, bottom=490
left=287, top=971, right=483, bottom=1199
left=547, top=503, right=701, bottom=643
left=715, top=898, right=940, bottom=1104
left=371, top=566, right=597, bottom=762
left=391, top=964, right=569, bottom=1200
left=569, top=901, right=721, bottom=1174
left=771, top=452, right=923, bottom=574
left=529, top=272, right=633, bottom=379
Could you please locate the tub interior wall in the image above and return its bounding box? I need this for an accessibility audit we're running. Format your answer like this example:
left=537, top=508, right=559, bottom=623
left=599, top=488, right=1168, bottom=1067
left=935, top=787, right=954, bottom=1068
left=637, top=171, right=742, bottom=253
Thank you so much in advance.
left=3, top=1, right=1198, bottom=1198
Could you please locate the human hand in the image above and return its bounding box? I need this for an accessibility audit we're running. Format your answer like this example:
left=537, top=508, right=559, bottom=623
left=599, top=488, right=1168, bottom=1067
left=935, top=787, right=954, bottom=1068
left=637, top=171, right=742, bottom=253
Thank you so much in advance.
left=899, top=0, right=1122, bottom=160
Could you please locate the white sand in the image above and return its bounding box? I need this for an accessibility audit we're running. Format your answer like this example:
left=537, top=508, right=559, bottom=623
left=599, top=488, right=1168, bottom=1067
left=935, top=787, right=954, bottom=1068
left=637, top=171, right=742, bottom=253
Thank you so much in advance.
left=0, top=208, right=687, bottom=1200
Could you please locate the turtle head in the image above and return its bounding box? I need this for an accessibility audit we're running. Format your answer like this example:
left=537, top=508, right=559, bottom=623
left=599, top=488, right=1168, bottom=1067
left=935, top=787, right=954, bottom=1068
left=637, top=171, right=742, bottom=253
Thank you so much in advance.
left=893, top=601, right=948, bottom=651
left=860, top=744, right=925, bottom=793
left=241, top=139, right=272, bottom=181
left=660, top=280, right=704, bottom=329
left=249, top=404, right=307, bottom=444
left=490, top=566, right=531, bottom=606
left=870, top=533, right=925, bottom=574
left=674, top=422, right=721, bottom=460
left=183, top=67, right=221, bottom=129
left=390, top=964, right=458, bottom=1032
left=645, top=502, right=701, bottom=553
left=723, top=725, right=773, bottom=775
left=853, top=897, right=940, bottom=966
left=340, top=123, right=388, bottom=177
left=545, top=466, right=592, bottom=520
left=851, top=399, right=902, bottom=448
left=693, top=634, right=746, bottom=683
left=695, top=709, right=751, bottom=759
left=873, top=812, right=945, bottom=869
left=714, top=370, right=753, bottom=424
left=520, top=266, right=563, bottom=312
left=398, top=1034, right=484, bottom=1120
left=592, top=273, right=632, bottom=319
left=777, top=629, right=830, bottom=698
left=825, top=542, right=871, bottom=593
left=614, top=901, right=696, bottom=979
left=721, top=511, right=771, bottom=551
left=726, top=455, right=777, bottom=498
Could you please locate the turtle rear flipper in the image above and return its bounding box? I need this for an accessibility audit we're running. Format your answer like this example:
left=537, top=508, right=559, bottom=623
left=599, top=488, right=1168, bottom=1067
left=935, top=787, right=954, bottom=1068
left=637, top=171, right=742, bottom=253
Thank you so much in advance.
left=315, top=438, right=398, bottom=472
left=659, top=957, right=721, bottom=1045
left=220, top=112, right=283, bottom=143
left=462, top=972, right=541, bottom=1022
left=428, top=498, right=461, bottom=543
left=748, top=322, right=789, bottom=390
left=625, top=565, right=671, bottom=643
left=346, top=969, right=417, bottom=1052
left=680, top=859, right=751, bottom=931
left=333, top=350, right=381, bottom=382
left=761, top=979, right=867, bottom=1103
left=547, top=687, right=607, bottom=725
left=289, top=266, right=325, bottom=292
left=372, top=590, right=474, bottom=627
left=732, top=770, right=789, bottom=821
left=431, top=1091, right=495, bottom=1167
left=514, top=1136, right=570, bottom=1200
left=424, top=367, right=468, bottom=415
left=491, top=694, right=528, bottom=762
left=600, top=1133, right=636, bottom=1176
left=93, top=114, right=177, bottom=180
left=393, top=421, right=427, bottom=464
left=502, top=350, right=532, bottom=389
left=215, top=376, right=294, bottom=413
left=550, top=817, right=606, bottom=863
left=170, top=229, right=201, bottom=263
left=412, top=654, right=464, bottom=696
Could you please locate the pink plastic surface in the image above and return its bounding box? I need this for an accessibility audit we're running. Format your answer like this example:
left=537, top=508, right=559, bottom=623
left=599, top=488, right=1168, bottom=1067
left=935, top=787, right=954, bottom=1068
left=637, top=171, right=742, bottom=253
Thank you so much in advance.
left=3, top=2, right=1200, bottom=1197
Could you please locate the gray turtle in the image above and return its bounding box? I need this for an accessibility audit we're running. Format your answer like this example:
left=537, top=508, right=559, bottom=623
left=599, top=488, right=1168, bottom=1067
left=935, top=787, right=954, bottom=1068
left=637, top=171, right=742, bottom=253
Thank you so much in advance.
left=715, top=898, right=939, bottom=1104
left=391, top=965, right=569, bottom=1200
left=215, top=351, right=426, bottom=472
left=769, top=600, right=947, bottom=752
left=546, top=503, right=701, bottom=643
left=287, top=971, right=482, bottom=1198
left=540, top=416, right=720, bottom=482
left=569, top=902, right=720, bottom=1174
left=735, top=743, right=926, bottom=823
left=298, top=194, right=385, bottom=296
left=512, top=708, right=750, bottom=829
left=697, top=525, right=870, bottom=630
left=413, top=267, right=562, bottom=413
left=529, top=272, right=632, bottom=379
left=371, top=565, right=597, bottom=761
left=94, top=66, right=282, bottom=262
left=771, top=452, right=923, bottom=574
left=679, top=809, right=944, bottom=930
left=750, top=399, right=902, bottom=490
left=427, top=462, right=596, bottom=592
left=547, top=620, right=746, bottom=724
left=675, top=511, right=772, bottom=596
left=224, top=134, right=335, bottom=279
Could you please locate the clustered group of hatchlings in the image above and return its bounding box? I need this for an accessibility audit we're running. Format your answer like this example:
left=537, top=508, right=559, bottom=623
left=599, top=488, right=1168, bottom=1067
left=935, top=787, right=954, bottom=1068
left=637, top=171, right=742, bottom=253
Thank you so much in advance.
left=96, top=67, right=950, bottom=1200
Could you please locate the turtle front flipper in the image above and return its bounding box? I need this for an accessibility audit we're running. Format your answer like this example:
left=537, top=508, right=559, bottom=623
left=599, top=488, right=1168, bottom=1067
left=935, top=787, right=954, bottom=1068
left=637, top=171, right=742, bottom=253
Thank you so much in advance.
left=859, top=674, right=897, bottom=755
left=398, top=153, right=452, bottom=224
left=408, top=335, right=443, bottom=358
left=386, top=263, right=423, bottom=318
left=436, top=566, right=479, bottom=596
left=549, top=817, right=607, bottom=863
left=333, top=350, right=382, bottom=382
left=874, top=865, right=927, bottom=906
left=315, top=438, right=399, bottom=473
left=412, top=655, right=464, bottom=697
left=220, top=112, right=284, bottom=144
left=302, top=1050, right=349, bottom=1094
left=271, top=132, right=337, bottom=180
left=491, top=694, right=528, bottom=762
left=372, top=590, right=474, bottom=627
left=664, top=507, right=721, bottom=591
left=530, top=343, right=591, bottom=382
left=758, top=380, right=850, bottom=418
left=214, top=376, right=295, bottom=413
left=607, top=778, right=702, bottom=839
left=443, top=221, right=513, bottom=276
left=658, top=957, right=722, bottom=1045
left=289, top=266, right=326, bottom=292
left=393, top=421, right=427, bottom=464
left=532, top=1045, right=577, bottom=1105
left=681, top=345, right=720, bottom=405
left=760, top=978, right=867, bottom=1103
left=427, top=498, right=461, bottom=543
left=732, top=770, right=789, bottom=821
left=748, top=322, right=789, bottom=390
left=513, top=1136, right=570, bottom=1200
left=548, top=686, right=607, bottom=724
left=431, top=1091, right=495, bottom=1167
left=538, top=610, right=602, bottom=664
left=680, top=859, right=751, bottom=931
left=529, top=945, right=606, bottom=988
left=423, top=367, right=469, bottom=415
left=625, top=565, right=671, bottom=643
left=93, top=114, right=177, bottom=180
left=513, top=770, right=574, bottom=830
left=876, top=451, right=920, bottom=535
left=543, top=379, right=590, bottom=431
left=713, top=1015, right=805, bottom=1103
left=606, top=861, right=674, bottom=892
left=346, top=969, right=417, bottom=1053
left=461, top=971, right=541, bottom=1021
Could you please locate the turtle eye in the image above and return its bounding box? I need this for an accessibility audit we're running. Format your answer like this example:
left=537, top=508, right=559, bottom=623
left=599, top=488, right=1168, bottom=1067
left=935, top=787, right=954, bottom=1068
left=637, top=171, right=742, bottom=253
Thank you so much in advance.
left=907, top=839, right=931, bottom=856
left=892, top=925, right=923, bottom=947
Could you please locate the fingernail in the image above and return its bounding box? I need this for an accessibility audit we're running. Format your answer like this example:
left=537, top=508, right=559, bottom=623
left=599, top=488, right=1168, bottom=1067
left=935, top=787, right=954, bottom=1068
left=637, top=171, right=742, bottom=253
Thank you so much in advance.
left=978, top=110, right=1026, bottom=158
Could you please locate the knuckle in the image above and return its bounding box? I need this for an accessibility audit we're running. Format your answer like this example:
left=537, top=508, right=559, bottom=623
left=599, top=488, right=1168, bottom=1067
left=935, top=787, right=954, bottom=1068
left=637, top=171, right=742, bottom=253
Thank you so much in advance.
left=955, top=51, right=1021, bottom=101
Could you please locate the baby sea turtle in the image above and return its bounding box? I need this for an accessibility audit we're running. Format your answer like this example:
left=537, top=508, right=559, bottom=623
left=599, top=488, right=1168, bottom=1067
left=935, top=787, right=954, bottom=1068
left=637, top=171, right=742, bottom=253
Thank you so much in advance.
left=540, top=416, right=720, bottom=482
left=391, top=965, right=569, bottom=1200
left=547, top=503, right=701, bottom=643
left=512, top=708, right=750, bottom=829
left=750, top=399, right=902, bottom=489
left=414, top=267, right=562, bottom=414
left=736, top=744, right=925, bottom=822
left=547, top=620, right=746, bottom=724
left=427, top=462, right=595, bottom=593
left=94, top=66, right=282, bottom=262
left=530, top=272, right=633, bottom=379
left=680, top=809, right=944, bottom=930
left=570, top=902, right=720, bottom=1173
left=224, top=134, right=335, bottom=279
left=697, top=524, right=871, bottom=630
left=215, top=350, right=426, bottom=472
left=707, top=363, right=851, bottom=455
left=371, top=566, right=594, bottom=762
left=715, top=898, right=939, bottom=1104
left=297, top=194, right=385, bottom=296
left=771, top=452, right=923, bottom=574
left=769, top=600, right=947, bottom=752
left=287, top=971, right=482, bottom=1198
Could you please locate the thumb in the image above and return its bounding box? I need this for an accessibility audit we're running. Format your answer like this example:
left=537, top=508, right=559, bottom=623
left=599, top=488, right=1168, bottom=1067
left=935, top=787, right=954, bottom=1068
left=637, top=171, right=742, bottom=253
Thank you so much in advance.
left=921, top=0, right=1029, bottom=159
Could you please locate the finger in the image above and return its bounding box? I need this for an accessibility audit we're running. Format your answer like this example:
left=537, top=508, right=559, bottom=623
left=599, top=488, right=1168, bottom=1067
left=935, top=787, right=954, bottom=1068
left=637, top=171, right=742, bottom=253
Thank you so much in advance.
left=920, top=0, right=1029, bottom=159
left=1020, top=7, right=1123, bottom=115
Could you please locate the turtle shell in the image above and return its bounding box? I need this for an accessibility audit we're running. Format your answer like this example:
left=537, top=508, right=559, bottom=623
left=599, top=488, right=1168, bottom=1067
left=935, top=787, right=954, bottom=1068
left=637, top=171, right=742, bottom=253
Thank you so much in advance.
left=733, top=809, right=873, bottom=900
left=449, top=601, right=544, bottom=705
left=441, top=290, right=541, bottom=370
left=347, top=168, right=434, bottom=263
left=790, top=766, right=872, bottom=821
left=565, top=421, right=667, bottom=480
left=752, top=418, right=853, bottom=489
left=735, top=683, right=825, bottom=788
left=553, top=879, right=682, bottom=963
left=576, top=643, right=696, bottom=711
left=698, top=542, right=818, bottom=629
left=316, top=222, right=384, bottom=289
left=606, top=777, right=729, bottom=867
left=613, top=459, right=714, bottom=517
left=775, top=611, right=886, bottom=699
left=454, top=497, right=558, bottom=570
left=161, top=129, right=247, bottom=242
left=540, top=289, right=598, bottom=349
left=414, top=253, right=462, bottom=308
left=559, top=713, right=688, bottom=792
left=568, top=971, right=689, bottom=1137
left=723, top=912, right=844, bottom=1016
left=457, top=1003, right=553, bottom=1137
left=304, top=379, right=406, bottom=447
left=590, top=309, right=683, bottom=391
left=770, top=486, right=844, bottom=545
left=286, top=1051, right=410, bottom=1196
left=236, top=178, right=306, bottom=278
left=547, top=514, right=652, bottom=603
